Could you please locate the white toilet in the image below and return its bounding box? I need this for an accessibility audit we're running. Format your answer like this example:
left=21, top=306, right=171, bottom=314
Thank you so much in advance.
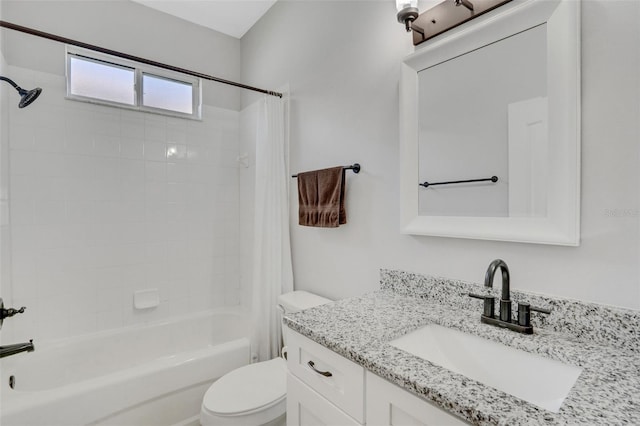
left=200, top=291, right=331, bottom=426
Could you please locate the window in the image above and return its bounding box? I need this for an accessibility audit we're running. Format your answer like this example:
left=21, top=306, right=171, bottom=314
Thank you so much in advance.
left=142, top=74, right=193, bottom=115
left=69, top=56, right=136, bottom=105
left=66, top=47, right=201, bottom=119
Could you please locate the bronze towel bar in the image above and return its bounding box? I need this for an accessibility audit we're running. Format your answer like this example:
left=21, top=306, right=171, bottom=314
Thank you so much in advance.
left=419, top=175, right=498, bottom=188
left=292, top=163, right=361, bottom=178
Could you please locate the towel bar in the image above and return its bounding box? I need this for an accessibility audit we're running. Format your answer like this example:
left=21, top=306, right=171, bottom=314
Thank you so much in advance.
left=292, top=163, right=361, bottom=178
left=419, top=175, right=498, bottom=188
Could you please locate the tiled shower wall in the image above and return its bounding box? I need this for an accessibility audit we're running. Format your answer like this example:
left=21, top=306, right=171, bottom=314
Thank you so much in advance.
left=1, top=65, right=241, bottom=343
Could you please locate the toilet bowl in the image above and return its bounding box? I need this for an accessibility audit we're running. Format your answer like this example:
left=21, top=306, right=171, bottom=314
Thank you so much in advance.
left=200, top=291, right=331, bottom=426
left=200, top=357, right=287, bottom=426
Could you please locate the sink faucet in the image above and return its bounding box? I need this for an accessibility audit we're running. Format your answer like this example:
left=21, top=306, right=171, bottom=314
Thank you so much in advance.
left=470, top=259, right=551, bottom=334
left=484, top=259, right=512, bottom=323
left=0, top=340, right=35, bottom=358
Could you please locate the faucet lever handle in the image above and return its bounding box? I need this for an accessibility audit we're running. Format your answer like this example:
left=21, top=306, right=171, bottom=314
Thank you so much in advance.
left=468, top=293, right=486, bottom=300
left=468, top=293, right=495, bottom=318
left=530, top=305, right=551, bottom=315
left=518, top=303, right=551, bottom=327
left=0, top=306, right=26, bottom=320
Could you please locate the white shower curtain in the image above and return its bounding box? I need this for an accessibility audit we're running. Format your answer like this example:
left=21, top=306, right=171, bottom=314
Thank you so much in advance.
left=251, top=94, right=294, bottom=362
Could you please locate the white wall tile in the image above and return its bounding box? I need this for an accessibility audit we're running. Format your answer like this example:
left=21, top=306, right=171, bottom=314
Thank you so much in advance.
left=145, top=161, right=167, bottom=182
left=4, top=65, right=241, bottom=342
left=119, top=156, right=143, bottom=175
left=144, top=121, right=166, bottom=143
left=34, top=126, right=66, bottom=152
left=9, top=199, right=34, bottom=225
left=93, top=135, right=121, bottom=157
left=143, top=141, right=167, bottom=162
left=96, top=309, right=124, bottom=331
left=167, top=162, right=189, bottom=183
left=121, top=116, right=145, bottom=140
left=166, top=144, right=187, bottom=162
left=64, top=155, right=95, bottom=179
left=9, top=124, right=36, bottom=150
left=65, top=129, right=95, bottom=155
left=33, top=200, right=67, bottom=225
left=120, top=138, right=144, bottom=159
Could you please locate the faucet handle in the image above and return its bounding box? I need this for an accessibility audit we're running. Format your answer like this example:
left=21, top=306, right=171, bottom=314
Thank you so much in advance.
left=0, top=306, right=26, bottom=320
left=530, top=305, right=551, bottom=315
left=517, top=303, right=531, bottom=327
left=518, top=303, right=551, bottom=327
left=468, top=293, right=495, bottom=318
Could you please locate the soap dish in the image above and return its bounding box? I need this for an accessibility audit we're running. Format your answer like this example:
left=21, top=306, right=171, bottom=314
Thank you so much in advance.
left=133, top=289, right=160, bottom=310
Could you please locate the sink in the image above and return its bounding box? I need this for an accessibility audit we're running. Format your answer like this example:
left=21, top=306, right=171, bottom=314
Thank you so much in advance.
left=389, top=324, right=582, bottom=413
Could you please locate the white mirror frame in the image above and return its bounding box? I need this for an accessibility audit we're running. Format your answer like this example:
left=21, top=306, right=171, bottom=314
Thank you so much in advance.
left=399, top=0, right=580, bottom=246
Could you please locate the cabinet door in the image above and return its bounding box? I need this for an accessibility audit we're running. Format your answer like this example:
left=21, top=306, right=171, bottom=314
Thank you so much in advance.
left=286, top=328, right=365, bottom=423
left=366, top=372, right=468, bottom=426
left=287, top=373, right=362, bottom=426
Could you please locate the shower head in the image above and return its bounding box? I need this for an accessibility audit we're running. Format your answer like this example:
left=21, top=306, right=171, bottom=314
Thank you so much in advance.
left=17, top=87, right=42, bottom=108
left=0, top=76, right=42, bottom=108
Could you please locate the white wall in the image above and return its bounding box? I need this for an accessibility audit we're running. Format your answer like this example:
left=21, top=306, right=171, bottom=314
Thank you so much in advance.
left=1, top=0, right=242, bottom=111
left=241, top=0, right=640, bottom=309
left=0, top=1, right=243, bottom=342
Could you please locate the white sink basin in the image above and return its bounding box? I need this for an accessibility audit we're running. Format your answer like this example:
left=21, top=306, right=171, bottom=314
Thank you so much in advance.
left=390, top=324, right=582, bottom=413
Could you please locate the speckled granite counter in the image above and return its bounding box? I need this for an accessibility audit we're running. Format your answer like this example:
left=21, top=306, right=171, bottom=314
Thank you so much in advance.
left=283, top=270, right=640, bottom=425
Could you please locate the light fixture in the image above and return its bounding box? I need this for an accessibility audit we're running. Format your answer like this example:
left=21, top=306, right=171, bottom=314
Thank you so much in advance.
left=455, top=0, right=474, bottom=11
left=396, top=0, right=424, bottom=36
left=0, top=76, right=42, bottom=108
left=397, top=0, right=512, bottom=46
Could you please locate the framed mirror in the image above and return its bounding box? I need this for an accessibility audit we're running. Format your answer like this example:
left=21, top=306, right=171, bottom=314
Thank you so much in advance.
left=399, top=0, right=580, bottom=245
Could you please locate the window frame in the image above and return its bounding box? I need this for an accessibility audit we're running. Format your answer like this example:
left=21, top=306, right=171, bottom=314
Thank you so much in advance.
left=65, top=46, right=202, bottom=120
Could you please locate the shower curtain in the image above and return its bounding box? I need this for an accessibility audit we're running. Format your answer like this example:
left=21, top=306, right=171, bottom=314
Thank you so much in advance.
left=251, top=94, right=294, bottom=361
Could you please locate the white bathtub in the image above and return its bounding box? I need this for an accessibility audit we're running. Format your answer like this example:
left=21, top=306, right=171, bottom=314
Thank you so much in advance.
left=0, top=308, right=251, bottom=426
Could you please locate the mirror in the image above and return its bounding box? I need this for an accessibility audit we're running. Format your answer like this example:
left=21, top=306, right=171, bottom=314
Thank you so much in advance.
left=400, top=0, right=580, bottom=245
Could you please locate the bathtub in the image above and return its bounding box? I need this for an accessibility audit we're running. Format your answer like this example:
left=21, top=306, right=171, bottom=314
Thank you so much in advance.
left=0, top=308, right=251, bottom=426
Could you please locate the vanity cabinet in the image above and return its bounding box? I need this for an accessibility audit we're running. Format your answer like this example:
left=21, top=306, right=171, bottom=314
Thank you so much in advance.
left=286, top=328, right=365, bottom=425
left=287, top=372, right=362, bottom=426
left=366, top=372, right=467, bottom=426
left=285, top=327, right=468, bottom=426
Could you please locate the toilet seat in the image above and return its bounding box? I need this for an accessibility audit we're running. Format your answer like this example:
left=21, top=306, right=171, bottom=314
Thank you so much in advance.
left=202, top=357, right=287, bottom=420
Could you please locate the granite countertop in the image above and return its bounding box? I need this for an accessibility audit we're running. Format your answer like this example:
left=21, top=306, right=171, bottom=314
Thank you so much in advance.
left=283, top=274, right=640, bottom=425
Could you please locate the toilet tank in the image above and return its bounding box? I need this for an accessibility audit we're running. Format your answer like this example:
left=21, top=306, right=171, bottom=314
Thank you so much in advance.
left=277, top=291, right=331, bottom=347
left=277, top=291, right=331, bottom=314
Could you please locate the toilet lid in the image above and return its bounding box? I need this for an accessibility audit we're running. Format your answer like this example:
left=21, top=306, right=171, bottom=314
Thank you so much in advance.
left=203, top=357, right=287, bottom=416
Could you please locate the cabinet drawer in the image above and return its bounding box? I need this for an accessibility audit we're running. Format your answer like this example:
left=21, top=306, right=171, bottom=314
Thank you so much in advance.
left=285, top=328, right=365, bottom=423
left=287, top=373, right=362, bottom=426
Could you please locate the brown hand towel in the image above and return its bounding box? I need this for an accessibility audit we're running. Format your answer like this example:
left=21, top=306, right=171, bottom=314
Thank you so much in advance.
left=298, top=166, right=346, bottom=227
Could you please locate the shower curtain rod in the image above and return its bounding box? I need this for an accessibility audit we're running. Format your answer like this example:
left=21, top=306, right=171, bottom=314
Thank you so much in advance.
left=0, top=20, right=283, bottom=98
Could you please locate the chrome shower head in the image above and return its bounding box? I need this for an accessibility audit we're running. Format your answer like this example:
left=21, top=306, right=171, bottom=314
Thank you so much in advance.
left=0, top=76, right=42, bottom=108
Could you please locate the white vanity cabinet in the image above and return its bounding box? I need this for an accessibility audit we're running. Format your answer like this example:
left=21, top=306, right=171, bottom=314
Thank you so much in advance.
left=285, top=328, right=365, bottom=425
left=287, top=372, right=362, bottom=426
left=285, top=327, right=468, bottom=426
left=366, top=372, right=467, bottom=426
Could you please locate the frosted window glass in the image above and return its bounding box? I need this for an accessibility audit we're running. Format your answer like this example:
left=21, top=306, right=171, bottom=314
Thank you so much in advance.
left=69, top=56, right=135, bottom=105
left=142, top=74, right=193, bottom=114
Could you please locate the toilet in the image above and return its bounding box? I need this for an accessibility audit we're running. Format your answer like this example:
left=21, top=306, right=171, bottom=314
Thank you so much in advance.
left=200, top=291, right=331, bottom=426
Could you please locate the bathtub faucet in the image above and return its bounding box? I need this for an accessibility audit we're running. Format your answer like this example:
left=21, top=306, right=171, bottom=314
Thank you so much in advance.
left=0, top=340, right=35, bottom=358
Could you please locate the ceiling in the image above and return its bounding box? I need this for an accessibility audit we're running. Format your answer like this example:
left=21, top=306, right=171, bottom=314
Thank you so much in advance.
left=131, top=0, right=278, bottom=39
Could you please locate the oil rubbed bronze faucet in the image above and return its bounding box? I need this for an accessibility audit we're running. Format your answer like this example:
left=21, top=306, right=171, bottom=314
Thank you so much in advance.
left=469, top=259, right=550, bottom=334
left=0, top=297, right=35, bottom=358
left=0, top=340, right=34, bottom=358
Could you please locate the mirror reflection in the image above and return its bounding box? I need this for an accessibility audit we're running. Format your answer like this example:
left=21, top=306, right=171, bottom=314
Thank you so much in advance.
left=418, top=24, right=548, bottom=217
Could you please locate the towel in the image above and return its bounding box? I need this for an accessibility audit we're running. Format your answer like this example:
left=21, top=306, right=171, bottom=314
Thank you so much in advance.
left=297, top=166, right=346, bottom=227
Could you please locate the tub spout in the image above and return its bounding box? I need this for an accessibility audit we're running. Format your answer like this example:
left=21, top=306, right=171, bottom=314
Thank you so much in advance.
left=0, top=339, right=35, bottom=358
